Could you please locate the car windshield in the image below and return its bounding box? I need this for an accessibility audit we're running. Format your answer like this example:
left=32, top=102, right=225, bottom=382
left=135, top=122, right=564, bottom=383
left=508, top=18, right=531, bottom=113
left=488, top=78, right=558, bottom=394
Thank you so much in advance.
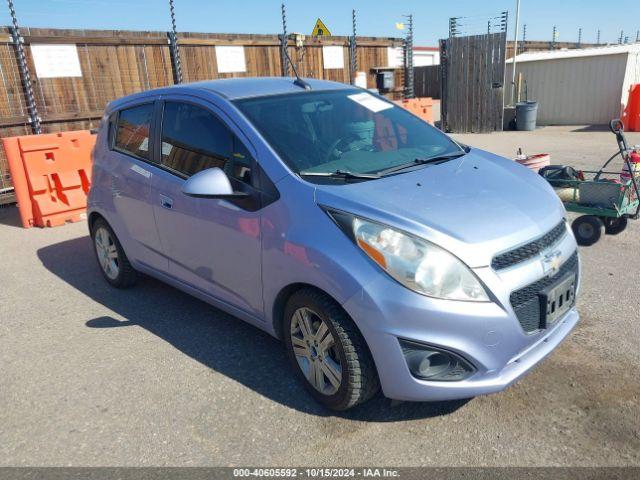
left=234, top=89, right=463, bottom=179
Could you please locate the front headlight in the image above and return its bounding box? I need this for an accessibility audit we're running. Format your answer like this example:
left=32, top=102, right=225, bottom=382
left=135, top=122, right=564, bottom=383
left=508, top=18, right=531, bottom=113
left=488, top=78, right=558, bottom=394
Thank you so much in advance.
left=329, top=211, right=488, bottom=301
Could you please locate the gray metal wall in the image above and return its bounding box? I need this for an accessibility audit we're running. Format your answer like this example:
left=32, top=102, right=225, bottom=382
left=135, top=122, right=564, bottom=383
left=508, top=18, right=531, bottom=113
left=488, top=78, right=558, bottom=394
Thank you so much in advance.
left=506, top=53, right=631, bottom=125
left=622, top=50, right=640, bottom=113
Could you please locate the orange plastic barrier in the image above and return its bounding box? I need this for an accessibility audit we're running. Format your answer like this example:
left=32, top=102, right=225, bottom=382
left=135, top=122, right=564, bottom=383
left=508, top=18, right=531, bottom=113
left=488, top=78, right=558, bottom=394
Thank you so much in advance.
left=621, top=84, right=640, bottom=132
left=2, top=130, right=96, bottom=228
left=394, top=97, right=434, bottom=125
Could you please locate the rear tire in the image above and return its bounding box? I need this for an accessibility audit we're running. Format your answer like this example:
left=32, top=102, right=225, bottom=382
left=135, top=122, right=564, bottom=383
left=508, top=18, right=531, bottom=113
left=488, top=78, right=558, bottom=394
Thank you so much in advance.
left=283, top=288, right=379, bottom=411
left=91, top=218, right=138, bottom=288
left=603, top=216, right=628, bottom=235
left=572, top=215, right=604, bottom=246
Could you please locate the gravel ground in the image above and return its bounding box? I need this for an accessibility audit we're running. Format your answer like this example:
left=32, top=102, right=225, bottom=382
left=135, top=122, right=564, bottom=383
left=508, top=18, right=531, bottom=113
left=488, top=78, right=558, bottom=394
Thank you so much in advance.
left=1, top=126, right=639, bottom=466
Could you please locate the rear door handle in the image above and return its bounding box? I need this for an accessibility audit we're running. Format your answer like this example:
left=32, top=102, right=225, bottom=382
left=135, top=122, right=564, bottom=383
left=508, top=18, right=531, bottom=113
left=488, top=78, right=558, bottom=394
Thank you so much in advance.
left=160, top=194, right=173, bottom=209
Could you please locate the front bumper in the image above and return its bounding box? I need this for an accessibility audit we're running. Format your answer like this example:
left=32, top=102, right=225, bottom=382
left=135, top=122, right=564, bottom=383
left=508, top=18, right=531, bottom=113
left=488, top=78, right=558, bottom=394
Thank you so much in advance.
left=342, top=234, right=580, bottom=402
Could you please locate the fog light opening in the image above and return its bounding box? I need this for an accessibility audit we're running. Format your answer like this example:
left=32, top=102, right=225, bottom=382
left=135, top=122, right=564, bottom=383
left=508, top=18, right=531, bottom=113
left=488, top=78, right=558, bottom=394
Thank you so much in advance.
left=400, top=340, right=476, bottom=382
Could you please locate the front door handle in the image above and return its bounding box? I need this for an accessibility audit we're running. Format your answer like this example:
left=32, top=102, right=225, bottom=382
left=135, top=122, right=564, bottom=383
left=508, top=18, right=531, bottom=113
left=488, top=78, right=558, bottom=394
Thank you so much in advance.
left=160, top=194, right=173, bottom=209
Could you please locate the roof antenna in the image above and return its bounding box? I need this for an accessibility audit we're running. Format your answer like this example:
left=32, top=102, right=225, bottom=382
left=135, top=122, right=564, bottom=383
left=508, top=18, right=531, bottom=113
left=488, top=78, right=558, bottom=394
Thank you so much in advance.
left=281, top=39, right=312, bottom=90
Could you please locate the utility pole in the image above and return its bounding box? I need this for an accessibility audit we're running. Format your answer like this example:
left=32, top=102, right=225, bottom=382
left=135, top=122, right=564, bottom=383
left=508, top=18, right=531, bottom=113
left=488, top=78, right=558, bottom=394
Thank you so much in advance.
left=597, top=29, right=601, bottom=45
left=551, top=25, right=557, bottom=49
left=619, top=30, right=624, bottom=44
left=636, top=30, right=640, bottom=43
left=577, top=28, right=582, bottom=48
left=510, top=0, right=521, bottom=105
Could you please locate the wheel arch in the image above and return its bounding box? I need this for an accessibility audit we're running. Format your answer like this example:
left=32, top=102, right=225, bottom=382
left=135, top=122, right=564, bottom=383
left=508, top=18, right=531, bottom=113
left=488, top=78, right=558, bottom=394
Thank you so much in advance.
left=272, top=283, right=354, bottom=341
left=88, top=211, right=106, bottom=233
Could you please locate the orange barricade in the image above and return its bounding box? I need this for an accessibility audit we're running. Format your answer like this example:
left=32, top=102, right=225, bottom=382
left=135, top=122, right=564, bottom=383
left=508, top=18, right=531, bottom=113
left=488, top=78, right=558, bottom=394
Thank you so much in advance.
left=2, top=130, right=96, bottom=228
left=394, top=97, right=434, bottom=125
left=621, top=84, right=640, bottom=132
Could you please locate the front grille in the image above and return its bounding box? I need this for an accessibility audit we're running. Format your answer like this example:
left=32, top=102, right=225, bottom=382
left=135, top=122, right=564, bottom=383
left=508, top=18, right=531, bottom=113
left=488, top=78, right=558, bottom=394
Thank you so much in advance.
left=510, top=251, right=579, bottom=333
left=492, top=221, right=567, bottom=270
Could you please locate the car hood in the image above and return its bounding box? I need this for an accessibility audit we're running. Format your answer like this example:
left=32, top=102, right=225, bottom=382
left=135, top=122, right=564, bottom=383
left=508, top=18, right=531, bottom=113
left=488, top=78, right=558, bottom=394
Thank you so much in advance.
left=314, top=148, right=566, bottom=268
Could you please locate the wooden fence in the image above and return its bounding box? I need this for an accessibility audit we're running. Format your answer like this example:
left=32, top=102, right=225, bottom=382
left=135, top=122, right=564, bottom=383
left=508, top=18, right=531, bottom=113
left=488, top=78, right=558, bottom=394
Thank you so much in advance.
left=414, top=65, right=440, bottom=99
left=440, top=32, right=507, bottom=133
left=0, top=27, right=404, bottom=199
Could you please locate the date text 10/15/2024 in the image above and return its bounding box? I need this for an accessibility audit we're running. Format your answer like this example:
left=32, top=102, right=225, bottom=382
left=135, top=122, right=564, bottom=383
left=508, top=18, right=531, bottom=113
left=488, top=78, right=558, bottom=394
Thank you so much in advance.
left=232, top=468, right=400, bottom=478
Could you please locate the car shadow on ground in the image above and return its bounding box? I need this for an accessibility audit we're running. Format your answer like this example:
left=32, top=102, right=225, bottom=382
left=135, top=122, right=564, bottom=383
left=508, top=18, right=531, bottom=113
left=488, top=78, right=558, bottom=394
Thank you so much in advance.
left=38, top=235, right=470, bottom=421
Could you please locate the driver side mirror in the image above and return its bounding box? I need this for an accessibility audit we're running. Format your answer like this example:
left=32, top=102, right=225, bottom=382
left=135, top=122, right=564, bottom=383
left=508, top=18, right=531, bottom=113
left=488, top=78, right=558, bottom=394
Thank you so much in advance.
left=181, top=167, right=248, bottom=199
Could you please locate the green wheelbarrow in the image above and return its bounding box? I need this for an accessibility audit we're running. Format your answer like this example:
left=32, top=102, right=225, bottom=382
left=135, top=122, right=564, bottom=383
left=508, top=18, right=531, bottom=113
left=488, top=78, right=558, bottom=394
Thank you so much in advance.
left=540, top=119, right=640, bottom=246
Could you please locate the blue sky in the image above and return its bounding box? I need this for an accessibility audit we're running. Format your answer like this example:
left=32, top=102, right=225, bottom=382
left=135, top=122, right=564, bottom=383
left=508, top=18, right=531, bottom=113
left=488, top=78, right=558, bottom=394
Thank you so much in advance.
left=1, top=0, right=639, bottom=46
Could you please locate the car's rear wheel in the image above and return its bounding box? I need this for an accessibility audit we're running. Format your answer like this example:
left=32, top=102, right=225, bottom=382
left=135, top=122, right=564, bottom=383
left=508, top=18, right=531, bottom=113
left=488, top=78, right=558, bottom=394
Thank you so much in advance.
left=91, top=218, right=137, bottom=288
left=283, top=289, right=379, bottom=411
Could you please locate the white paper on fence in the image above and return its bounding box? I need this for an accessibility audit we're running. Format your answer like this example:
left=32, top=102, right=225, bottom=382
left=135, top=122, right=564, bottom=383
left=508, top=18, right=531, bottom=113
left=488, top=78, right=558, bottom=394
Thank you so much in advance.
left=31, top=44, right=82, bottom=78
left=215, top=46, right=247, bottom=73
left=387, top=46, right=404, bottom=68
left=354, top=71, right=367, bottom=89
left=347, top=92, right=393, bottom=113
left=322, top=46, right=344, bottom=69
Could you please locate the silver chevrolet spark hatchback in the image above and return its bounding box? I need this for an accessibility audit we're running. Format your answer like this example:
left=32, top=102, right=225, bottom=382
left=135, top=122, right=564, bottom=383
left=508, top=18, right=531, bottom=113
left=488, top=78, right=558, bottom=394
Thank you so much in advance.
left=88, top=77, right=580, bottom=410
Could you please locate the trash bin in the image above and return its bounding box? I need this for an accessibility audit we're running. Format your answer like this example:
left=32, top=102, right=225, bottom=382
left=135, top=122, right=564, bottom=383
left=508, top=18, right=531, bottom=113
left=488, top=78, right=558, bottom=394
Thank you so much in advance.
left=516, top=101, right=538, bottom=131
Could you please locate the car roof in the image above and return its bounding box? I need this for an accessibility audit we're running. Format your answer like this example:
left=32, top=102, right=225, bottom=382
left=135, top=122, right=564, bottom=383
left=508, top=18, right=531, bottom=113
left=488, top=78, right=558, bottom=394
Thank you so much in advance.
left=107, top=77, right=355, bottom=110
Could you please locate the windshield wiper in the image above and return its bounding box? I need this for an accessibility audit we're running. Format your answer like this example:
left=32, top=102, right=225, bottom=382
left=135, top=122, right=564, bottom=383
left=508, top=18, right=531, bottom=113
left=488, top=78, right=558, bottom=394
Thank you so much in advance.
left=299, top=169, right=381, bottom=180
left=378, top=151, right=467, bottom=176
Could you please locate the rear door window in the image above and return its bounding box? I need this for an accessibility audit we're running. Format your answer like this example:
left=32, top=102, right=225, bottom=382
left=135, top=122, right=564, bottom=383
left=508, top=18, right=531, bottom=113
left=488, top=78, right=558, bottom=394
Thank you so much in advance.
left=114, top=103, right=154, bottom=160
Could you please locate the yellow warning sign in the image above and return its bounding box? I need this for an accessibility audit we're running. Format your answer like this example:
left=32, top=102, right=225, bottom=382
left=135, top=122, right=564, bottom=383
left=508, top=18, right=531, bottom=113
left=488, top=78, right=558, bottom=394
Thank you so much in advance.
left=311, top=18, right=332, bottom=36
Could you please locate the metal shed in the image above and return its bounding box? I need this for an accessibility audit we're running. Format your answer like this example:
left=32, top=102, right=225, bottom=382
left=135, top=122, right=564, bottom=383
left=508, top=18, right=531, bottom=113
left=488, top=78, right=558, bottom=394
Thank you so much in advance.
left=506, top=44, right=640, bottom=125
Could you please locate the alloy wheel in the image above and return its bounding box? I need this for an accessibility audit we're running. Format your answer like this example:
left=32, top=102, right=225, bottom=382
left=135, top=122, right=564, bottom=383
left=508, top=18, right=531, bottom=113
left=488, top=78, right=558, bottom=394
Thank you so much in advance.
left=94, top=226, right=120, bottom=280
left=290, top=307, right=343, bottom=395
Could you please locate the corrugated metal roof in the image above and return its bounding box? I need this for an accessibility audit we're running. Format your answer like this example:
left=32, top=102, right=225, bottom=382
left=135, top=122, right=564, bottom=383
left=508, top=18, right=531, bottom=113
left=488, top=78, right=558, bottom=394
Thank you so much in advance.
left=507, top=43, right=640, bottom=63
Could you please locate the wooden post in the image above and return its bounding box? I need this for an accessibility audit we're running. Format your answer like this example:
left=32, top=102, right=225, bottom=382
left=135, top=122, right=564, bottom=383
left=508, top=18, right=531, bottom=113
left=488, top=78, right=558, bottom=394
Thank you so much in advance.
left=517, top=72, right=523, bottom=103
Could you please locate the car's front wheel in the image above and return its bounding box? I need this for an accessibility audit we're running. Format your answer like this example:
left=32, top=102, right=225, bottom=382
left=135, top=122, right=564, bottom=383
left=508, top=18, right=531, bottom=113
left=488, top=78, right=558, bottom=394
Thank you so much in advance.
left=283, top=289, right=379, bottom=411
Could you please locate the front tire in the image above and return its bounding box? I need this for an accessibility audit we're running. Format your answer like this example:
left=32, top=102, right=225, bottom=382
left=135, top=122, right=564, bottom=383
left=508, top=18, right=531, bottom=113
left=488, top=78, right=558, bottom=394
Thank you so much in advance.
left=283, top=289, right=379, bottom=411
left=91, top=218, right=138, bottom=288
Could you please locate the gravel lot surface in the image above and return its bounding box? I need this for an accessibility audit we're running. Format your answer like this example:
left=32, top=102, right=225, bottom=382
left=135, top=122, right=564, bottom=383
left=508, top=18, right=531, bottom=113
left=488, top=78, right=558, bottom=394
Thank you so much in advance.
left=1, top=126, right=639, bottom=466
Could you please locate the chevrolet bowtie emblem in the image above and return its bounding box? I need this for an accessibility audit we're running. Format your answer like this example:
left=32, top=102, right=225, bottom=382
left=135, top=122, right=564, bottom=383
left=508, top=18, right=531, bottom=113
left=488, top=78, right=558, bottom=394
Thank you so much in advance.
left=542, top=249, right=563, bottom=276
